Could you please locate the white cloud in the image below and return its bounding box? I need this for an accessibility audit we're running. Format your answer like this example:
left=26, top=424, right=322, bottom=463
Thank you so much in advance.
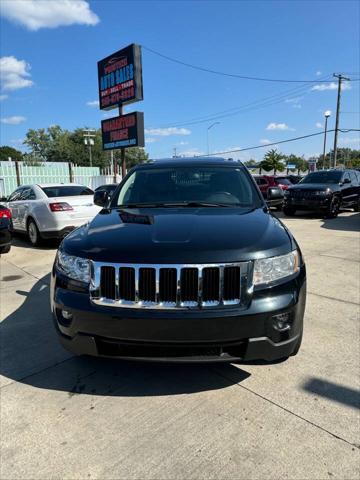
left=260, top=139, right=271, bottom=145
left=316, top=71, right=322, bottom=76
left=1, top=115, right=26, bottom=125
left=0, top=94, right=8, bottom=101
left=266, top=122, right=294, bottom=131
left=177, top=141, right=189, bottom=146
left=311, top=82, right=351, bottom=91
left=0, top=0, right=99, bottom=31
left=10, top=138, right=24, bottom=145
left=145, top=137, right=157, bottom=144
left=86, top=100, right=99, bottom=107
left=145, top=127, right=191, bottom=137
left=315, top=122, right=323, bottom=128
left=0, top=56, right=33, bottom=91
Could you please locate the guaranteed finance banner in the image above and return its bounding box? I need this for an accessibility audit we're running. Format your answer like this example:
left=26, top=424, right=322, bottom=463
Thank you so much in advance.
left=101, top=112, right=145, bottom=150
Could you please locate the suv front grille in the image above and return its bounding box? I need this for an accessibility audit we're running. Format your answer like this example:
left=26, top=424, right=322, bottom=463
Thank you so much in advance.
left=90, top=262, right=252, bottom=309
left=290, top=190, right=319, bottom=200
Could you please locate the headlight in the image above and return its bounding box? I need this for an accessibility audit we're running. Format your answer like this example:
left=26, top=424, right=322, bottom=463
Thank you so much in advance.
left=253, top=250, right=300, bottom=285
left=56, top=251, right=90, bottom=283
left=314, top=189, right=331, bottom=196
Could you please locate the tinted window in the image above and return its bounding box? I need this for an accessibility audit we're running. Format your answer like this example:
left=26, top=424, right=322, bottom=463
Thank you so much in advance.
left=114, top=166, right=262, bottom=208
left=8, top=188, right=24, bottom=201
left=21, top=188, right=36, bottom=200
left=275, top=178, right=292, bottom=186
left=255, top=177, right=268, bottom=186
left=41, top=186, right=94, bottom=197
left=300, top=171, right=342, bottom=184
left=349, top=172, right=357, bottom=185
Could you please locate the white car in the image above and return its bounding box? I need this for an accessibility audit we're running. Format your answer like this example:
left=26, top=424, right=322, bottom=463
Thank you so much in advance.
left=7, top=183, right=101, bottom=246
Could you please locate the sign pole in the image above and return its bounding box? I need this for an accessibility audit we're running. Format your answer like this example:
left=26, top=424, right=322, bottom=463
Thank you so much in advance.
left=119, top=105, right=126, bottom=178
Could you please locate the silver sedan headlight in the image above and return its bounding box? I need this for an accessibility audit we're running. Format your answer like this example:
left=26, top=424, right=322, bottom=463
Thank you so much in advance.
left=253, top=250, right=300, bottom=285
left=57, top=251, right=90, bottom=283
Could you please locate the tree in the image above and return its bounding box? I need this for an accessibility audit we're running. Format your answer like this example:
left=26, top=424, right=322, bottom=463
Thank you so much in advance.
left=260, top=149, right=286, bottom=174
left=285, top=154, right=308, bottom=173
left=114, top=147, right=149, bottom=170
left=24, top=128, right=50, bottom=160
left=0, top=146, right=23, bottom=162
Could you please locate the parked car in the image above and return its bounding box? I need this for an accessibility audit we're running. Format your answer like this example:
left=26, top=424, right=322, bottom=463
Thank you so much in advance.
left=94, top=184, right=118, bottom=198
left=6, top=183, right=101, bottom=246
left=51, top=157, right=306, bottom=363
left=254, top=175, right=292, bottom=197
left=0, top=205, right=12, bottom=254
left=283, top=169, right=360, bottom=218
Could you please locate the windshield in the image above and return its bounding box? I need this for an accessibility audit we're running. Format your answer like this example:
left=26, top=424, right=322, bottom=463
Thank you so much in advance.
left=113, top=166, right=262, bottom=208
left=41, top=186, right=94, bottom=197
left=300, top=171, right=342, bottom=184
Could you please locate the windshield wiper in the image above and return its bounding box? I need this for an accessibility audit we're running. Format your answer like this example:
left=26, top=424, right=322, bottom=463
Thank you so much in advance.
left=117, top=202, right=235, bottom=208
left=156, top=201, right=235, bottom=207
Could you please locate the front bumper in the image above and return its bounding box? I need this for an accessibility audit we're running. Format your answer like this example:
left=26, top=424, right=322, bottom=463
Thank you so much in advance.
left=51, top=266, right=306, bottom=363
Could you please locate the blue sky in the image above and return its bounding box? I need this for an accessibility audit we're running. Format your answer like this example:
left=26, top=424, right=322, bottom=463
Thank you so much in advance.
left=0, top=0, right=359, bottom=161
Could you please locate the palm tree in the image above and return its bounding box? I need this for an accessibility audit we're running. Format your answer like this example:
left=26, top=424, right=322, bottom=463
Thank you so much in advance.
left=260, top=149, right=285, bottom=174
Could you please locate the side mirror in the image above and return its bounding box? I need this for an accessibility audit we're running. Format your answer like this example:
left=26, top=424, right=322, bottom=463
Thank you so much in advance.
left=267, top=187, right=284, bottom=200
left=94, top=190, right=110, bottom=207
left=342, top=178, right=351, bottom=184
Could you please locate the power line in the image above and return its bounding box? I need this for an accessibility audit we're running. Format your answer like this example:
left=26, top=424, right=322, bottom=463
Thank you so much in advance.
left=202, top=128, right=360, bottom=156
left=157, top=79, right=328, bottom=128
left=143, top=46, right=359, bottom=84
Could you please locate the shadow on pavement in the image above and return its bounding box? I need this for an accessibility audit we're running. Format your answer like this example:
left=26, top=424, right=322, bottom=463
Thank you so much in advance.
left=321, top=212, right=360, bottom=232
left=11, top=233, right=60, bottom=250
left=0, top=274, right=250, bottom=397
left=302, top=378, right=360, bottom=410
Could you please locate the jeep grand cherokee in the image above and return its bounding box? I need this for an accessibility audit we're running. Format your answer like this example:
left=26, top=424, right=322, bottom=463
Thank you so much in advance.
left=51, top=157, right=306, bottom=363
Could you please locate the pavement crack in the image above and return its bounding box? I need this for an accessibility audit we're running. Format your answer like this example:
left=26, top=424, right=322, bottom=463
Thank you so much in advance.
left=1, top=258, right=49, bottom=284
left=308, top=291, right=359, bottom=306
left=211, top=367, right=359, bottom=450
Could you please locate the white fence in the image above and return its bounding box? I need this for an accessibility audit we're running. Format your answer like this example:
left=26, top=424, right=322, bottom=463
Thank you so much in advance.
left=0, top=161, right=118, bottom=197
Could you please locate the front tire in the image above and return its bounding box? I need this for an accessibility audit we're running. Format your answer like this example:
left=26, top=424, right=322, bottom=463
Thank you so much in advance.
left=27, top=218, right=42, bottom=246
left=283, top=206, right=296, bottom=216
left=325, top=196, right=340, bottom=219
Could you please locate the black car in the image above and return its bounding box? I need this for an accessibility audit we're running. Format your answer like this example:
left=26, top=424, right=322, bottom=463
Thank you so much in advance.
left=0, top=205, right=12, bottom=254
left=51, top=157, right=306, bottom=363
left=283, top=169, right=360, bottom=218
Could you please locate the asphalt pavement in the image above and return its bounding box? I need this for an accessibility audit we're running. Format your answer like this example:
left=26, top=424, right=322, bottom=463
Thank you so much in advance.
left=1, top=211, right=359, bottom=480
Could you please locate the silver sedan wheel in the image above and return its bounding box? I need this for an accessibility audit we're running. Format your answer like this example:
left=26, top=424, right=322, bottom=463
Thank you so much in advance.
left=28, top=221, right=38, bottom=245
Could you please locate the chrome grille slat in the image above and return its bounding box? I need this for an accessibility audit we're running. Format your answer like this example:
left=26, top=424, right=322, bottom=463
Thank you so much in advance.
left=90, top=262, right=251, bottom=309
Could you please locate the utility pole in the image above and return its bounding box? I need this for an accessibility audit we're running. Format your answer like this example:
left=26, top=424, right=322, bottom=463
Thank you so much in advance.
left=83, top=129, right=96, bottom=167
left=173, top=147, right=177, bottom=158
left=332, top=74, right=350, bottom=168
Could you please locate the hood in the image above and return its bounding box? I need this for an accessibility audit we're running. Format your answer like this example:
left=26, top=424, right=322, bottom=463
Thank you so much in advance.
left=290, top=183, right=339, bottom=191
left=62, top=207, right=293, bottom=264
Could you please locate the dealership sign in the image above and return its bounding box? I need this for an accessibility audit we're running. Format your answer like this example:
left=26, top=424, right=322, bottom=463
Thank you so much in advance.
left=97, top=44, right=143, bottom=110
left=101, top=112, right=144, bottom=150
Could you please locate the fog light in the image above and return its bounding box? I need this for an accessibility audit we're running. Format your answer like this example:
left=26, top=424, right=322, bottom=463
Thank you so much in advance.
left=62, top=310, right=73, bottom=320
left=272, top=313, right=291, bottom=331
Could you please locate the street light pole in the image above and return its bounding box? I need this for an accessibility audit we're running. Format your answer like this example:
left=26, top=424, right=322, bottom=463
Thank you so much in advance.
left=332, top=73, right=350, bottom=168
left=207, top=122, right=220, bottom=155
left=83, top=129, right=96, bottom=167
left=322, top=110, right=331, bottom=169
